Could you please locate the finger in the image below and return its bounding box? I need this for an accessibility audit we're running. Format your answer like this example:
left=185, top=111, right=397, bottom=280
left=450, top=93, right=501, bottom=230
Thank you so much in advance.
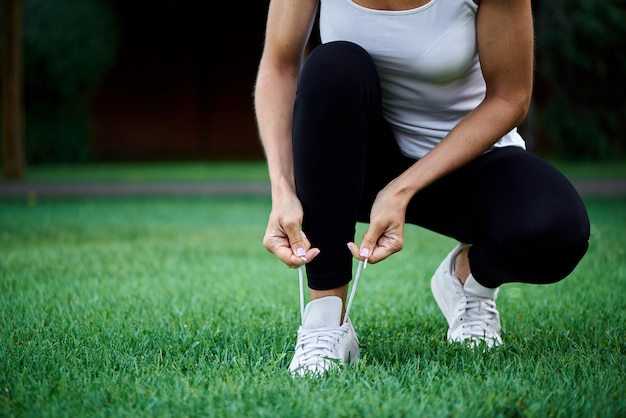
left=284, top=224, right=309, bottom=260
left=263, top=230, right=301, bottom=267
left=347, top=242, right=361, bottom=259
left=366, top=233, right=404, bottom=264
left=305, top=246, right=320, bottom=260
left=358, top=222, right=386, bottom=262
left=366, top=247, right=394, bottom=264
left=347, top=241, right=370, bottom=260
left=263, top=225, right=318, bottom=267
left=296, top=231, right=313, bottom=261
left=280, top=247, right=321, bottom=268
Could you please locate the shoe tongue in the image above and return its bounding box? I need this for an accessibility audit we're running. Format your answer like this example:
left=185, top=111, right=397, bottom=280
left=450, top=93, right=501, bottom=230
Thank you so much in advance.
left=302, top=296, right=343, bottom=329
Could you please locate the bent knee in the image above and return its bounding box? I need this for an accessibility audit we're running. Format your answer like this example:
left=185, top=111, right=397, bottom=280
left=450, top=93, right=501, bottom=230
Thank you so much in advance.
left=299, top=41, right=378, bottom=97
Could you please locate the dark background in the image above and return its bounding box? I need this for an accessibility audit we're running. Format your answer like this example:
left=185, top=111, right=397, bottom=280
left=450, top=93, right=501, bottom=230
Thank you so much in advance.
left=1, top=0, right=625, bottom=164
left=90, top=1, right=268, bottom=161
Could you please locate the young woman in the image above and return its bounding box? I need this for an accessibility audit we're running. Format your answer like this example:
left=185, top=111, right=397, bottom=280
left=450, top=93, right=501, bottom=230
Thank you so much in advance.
left=254, top=0, right=590, bottom=375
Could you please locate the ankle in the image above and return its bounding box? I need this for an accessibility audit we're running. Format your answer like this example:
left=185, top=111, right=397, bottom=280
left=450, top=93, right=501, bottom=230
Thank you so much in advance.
left=310, top=284, right=348, bottom=301
left=454, top=247, right=471, bottom=284
left=310, top=285, right=349, bottom=316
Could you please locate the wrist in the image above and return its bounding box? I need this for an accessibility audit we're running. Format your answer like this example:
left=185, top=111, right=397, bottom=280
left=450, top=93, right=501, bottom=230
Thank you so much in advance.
left=383, top=176, right=418, bottom=207
left=270, top=178, right=297, bottom=201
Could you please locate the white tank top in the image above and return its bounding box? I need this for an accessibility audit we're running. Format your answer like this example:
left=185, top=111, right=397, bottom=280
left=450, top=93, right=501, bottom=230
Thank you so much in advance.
left=319, top=0, right=526, bottom=159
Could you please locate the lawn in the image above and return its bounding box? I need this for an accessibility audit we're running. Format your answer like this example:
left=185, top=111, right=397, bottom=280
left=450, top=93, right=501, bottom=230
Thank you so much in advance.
left=1, top=194, right=625, bottom=417
left=18, top=158, right=626, bottom=182
left=22, top=161, right=270, bottom=183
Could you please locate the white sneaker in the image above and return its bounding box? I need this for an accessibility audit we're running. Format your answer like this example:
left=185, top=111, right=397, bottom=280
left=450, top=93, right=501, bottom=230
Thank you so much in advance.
left=288, top=296, right=360, bottom=376
left=431, top=244, right=502, bottom=348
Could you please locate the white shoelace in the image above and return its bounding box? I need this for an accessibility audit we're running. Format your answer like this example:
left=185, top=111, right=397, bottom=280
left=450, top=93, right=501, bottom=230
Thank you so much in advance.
left=292, top=260, right=365, bottom=372
left=294, top=325, right=351, bottom=370
left=457, top=294, right=499, bottom=338
left=297, top=259, right=365, bottom=325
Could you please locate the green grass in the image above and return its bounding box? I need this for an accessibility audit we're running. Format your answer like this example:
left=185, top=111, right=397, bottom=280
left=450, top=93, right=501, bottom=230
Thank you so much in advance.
left=1, top=196, right=625, bottom=417
left=17, top=157, right=626, bottom=183
left=22, top=161, right=270, bottom=182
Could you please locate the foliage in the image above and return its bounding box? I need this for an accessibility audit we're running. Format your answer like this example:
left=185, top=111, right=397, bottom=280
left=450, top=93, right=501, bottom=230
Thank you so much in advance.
left=0, top=0, right=118, bottom=163
left=534, top=0, right=626, bottom=160
left=2, top=0, right=626, bottom=163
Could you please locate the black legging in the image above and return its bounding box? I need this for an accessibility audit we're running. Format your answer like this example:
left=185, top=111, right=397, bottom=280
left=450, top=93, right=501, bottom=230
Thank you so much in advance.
left=292, top=41, right=590, bottom=290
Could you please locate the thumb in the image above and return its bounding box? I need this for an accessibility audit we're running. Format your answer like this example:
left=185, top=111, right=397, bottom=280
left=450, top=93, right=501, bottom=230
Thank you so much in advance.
left=358, top=223, right=386, bottom=261
left=286, top=226, right=309, bottom=260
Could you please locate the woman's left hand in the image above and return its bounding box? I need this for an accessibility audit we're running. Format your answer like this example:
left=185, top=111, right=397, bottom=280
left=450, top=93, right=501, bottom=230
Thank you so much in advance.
left=348, top=187, right=407, bottom=264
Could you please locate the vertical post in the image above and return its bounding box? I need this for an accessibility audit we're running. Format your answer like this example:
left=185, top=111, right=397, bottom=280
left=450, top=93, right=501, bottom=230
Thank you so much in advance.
left=1, top=0, right=25, bottom=180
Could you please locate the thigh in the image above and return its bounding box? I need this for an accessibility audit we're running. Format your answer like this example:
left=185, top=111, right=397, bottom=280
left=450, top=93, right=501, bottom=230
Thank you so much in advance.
left=406, top=147, right=590, bottom=285
left=406, top=146, right=590, bottom=250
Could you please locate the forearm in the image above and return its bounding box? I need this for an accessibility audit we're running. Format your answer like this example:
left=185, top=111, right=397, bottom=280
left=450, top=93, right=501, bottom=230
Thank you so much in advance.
left=384, top=0, right=533, bottom=207
left=254, top=0, right=319, bottom=202
left=384, top=94, right=530, bottom=206
left=254, top=64, right=300, bottom=200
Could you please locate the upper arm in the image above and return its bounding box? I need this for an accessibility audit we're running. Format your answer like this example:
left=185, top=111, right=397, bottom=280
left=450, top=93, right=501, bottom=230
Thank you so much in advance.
left=476, top=0, right=534, bottom=120
left=260, top=0, right=320, bottom=72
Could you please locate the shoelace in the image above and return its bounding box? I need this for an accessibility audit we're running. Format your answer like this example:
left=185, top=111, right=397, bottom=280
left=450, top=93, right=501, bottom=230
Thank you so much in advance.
left=297, top=259, right=365, bottom=325
left=457, top=294, right=499, bottom=338
left=294, top=325, right=350, bottom=369
left=292, top=259, right=365, bottom=373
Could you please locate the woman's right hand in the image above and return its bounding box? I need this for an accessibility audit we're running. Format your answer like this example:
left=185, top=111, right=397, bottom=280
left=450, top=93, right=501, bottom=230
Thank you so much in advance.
left=263, top=194, right=320, bottom=268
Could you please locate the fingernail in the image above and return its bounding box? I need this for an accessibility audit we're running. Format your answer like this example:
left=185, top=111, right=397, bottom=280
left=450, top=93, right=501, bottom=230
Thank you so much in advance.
left=360, top=247, right=370, bottom=258
left=297, top=247, right=306, bottom=257
left=300, top=231, right=307, bottom=239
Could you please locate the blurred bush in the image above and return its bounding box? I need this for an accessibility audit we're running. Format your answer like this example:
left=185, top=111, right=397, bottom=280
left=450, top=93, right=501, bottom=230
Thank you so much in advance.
left=2, top=0, right=625, bottom=164
left=534, top=0, right=626, bottom=160
left=1, top=0, right=117, bottom=164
